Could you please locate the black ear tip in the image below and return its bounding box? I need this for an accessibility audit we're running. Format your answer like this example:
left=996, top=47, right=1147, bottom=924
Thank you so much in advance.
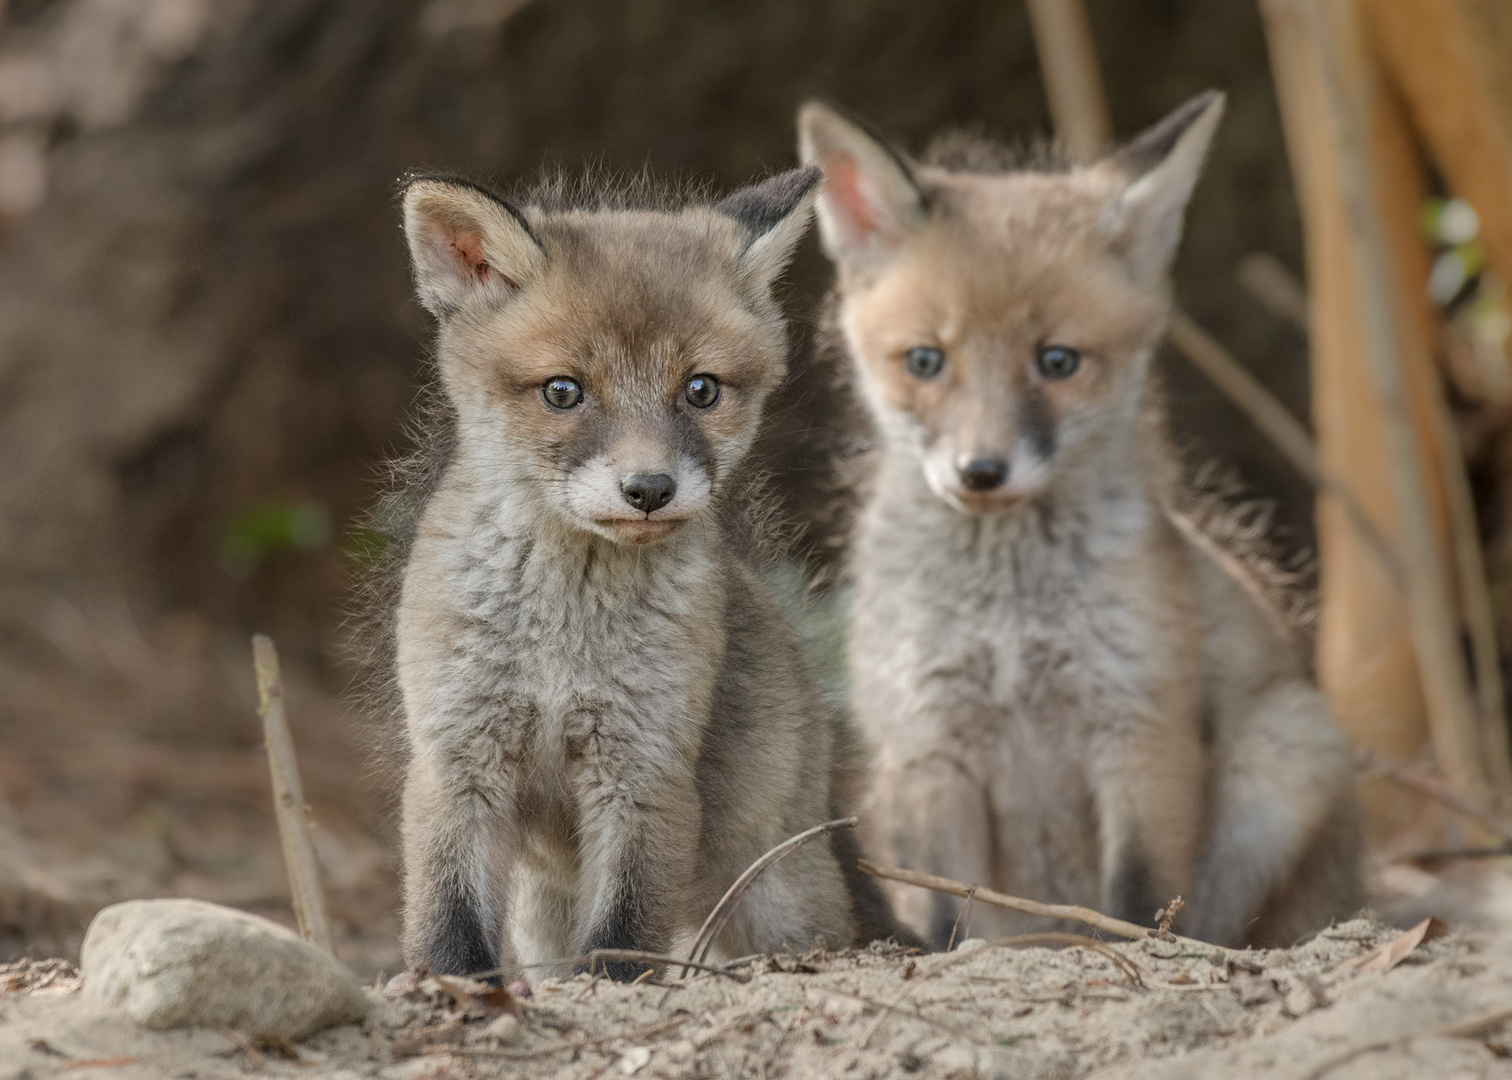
left=715, top=167, right=821, bottom=235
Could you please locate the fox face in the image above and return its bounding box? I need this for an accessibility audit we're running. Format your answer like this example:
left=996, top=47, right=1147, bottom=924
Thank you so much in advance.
left=401, top=170, right=818, bottom=545
left=799, top=94, right=1224, bottom=515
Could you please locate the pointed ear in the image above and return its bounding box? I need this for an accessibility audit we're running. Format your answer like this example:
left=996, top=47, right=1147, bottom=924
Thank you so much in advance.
left=401, top=176, right=547, bottom=318
left=797, top=101, right=926, bottom=266
left=1100, top=90, right=1225, bottom=286
left=715, top=165, right=821, bottom=291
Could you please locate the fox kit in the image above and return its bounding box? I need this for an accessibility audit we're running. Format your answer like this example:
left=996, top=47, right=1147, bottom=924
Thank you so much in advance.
left=799, top=93, right=1362, bottom=948
left=394, top=167, right=905, bottom=980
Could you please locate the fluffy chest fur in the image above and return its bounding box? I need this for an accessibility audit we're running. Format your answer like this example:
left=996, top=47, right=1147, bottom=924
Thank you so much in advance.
left=397, top=483, right=728, bottom=800
left=849, top=451, right=1198, bottom=767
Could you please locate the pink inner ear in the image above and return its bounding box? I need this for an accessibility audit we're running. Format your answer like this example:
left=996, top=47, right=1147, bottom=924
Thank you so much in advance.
left=447, top=229, right=491, bottom=281
left=823, top=152, right=879, bottom=243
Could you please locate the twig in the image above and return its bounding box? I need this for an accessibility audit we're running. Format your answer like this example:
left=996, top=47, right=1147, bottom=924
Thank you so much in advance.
left=1022, top=0, right=1111, bottom=163
left=1238, top=252, right=1311, bottom=332
left=858, top=932, right=1141, bottom=1050
left=1303, top=0, right=1490, bottom=809
left=585, top=950, right=749, bottom=984
left=1298, top=1005, right=1512, bottom=1080
left=1169, top=312, right=1403, bottom=587
left=683, top=817, right=857, bottom=972
left=1402, top=842, right=1512, bottom=863
left=858, top=861, right=1222, bottom=951
left=945, top=885, right=977, bottom=952
left=252, top=634, right=335, bottom=956
left=1355, top=749, right=1512, bottom=838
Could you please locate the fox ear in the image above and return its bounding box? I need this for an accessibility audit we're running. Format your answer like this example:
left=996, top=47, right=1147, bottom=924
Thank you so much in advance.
left=401, top=176, right=546, bottom=318
left=715, top=166, right=821, bottom=291
left=1101, top=90, right=1225, bottom=287
left=797, top=101, right=925, bottom=267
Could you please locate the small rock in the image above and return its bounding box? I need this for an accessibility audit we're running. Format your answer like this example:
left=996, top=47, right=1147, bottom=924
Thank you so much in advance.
left=81, top=898, right=371, bottom=1041
left=955, top=937, right=987, bottom=953
left=484, top=1013, right=522, bottom=1045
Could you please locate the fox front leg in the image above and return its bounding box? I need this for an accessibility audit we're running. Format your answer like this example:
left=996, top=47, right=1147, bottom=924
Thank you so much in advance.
left=570, top=737, right=701, bottom=981
left=1090, top=722, right=1205, bottom=930
left=400, top=749, right=515, bottom=979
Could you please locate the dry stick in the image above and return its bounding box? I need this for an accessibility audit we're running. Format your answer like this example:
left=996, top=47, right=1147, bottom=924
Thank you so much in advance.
left=1356, top=749, right=1512, bottom=839
left=1022, top=0, right=1111, bottom=164
left=1303, top=0, right=1490, bottom=808
left=1238, top=251, right=1312, bottom=332
left=583, top=950, right=749, bottom=984
left=1169, top=312, right=1404, bottom=587
left=252, top=634, right=336, bottom=956
left=682, top=817, right=857, bottom=973
left=1298, top=1004, right=1512, bottom=1080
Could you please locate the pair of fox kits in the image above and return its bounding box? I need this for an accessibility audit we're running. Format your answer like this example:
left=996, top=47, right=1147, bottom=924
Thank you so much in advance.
left=392, top=91, right=1361, bottom=980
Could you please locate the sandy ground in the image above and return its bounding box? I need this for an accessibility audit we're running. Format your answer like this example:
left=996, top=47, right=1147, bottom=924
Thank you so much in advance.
left=2, top=918, right=1511, bottom=1079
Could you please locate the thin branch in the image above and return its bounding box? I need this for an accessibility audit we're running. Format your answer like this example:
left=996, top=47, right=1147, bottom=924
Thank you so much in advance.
left=585, top=950, right=749, bottom=984
left=1169, top=312, right=1404, bottom=587
left=252, top=634, right=335, bottom=956
left=1238, top=252, right=1311, bottom=332
left=683, top=817, right=857, bottom=973
left=1356, top=749, right=1512, bottom=839
left=858, top=861, right=1222, bottom=951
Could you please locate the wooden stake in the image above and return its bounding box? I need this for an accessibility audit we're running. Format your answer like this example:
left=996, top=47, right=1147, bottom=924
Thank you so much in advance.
left=252, top=634, right=336, bottom=955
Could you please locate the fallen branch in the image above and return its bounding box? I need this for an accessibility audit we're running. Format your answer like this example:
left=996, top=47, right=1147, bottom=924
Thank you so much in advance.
left=1355, top=749, right=1512, bottom=839
left=683, top=817, right=857, bottom=972
left=858, top=861, right=1222, bottom=951
left=252, top=634, right=335, bottom=956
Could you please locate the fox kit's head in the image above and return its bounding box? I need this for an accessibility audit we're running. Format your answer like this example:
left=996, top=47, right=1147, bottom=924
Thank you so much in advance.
left=401, top=169, right=818, bottom=545
left=799, top=93, right=1223, bottom=515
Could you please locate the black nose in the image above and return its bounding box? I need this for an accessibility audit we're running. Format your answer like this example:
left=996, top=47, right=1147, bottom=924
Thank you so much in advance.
left=959, top=458, right=1008, bottom=492
left=621, top=473, right=676, bottom=513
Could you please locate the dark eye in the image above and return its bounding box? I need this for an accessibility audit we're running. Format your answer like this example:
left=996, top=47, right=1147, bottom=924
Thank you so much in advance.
left=542, top=376, right=584, bottom=409
left=685, top=373, right=720, bottom=408
left=1035, top=345, right=1081, bottom=380
left=905, top=346, right=945, bottom=380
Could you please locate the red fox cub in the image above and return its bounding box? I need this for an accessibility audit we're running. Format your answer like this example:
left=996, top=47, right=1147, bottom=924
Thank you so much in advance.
left=799, top=93, right=1362, bottom=948
left=393, top=167, right=908, bottom=981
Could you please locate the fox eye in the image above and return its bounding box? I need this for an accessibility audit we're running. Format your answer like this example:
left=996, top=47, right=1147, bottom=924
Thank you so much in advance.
left=685, top=374, right=720, bottom=408
left=542, top=376, right=584, bottom=409
left=905, top=346, right=945, bottom=380
left=1035, top=345, right=1081, bottom=380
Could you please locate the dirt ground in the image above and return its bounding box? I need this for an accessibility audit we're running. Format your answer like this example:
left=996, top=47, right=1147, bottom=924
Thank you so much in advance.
left=2, top=917, right=1512, bottom=1079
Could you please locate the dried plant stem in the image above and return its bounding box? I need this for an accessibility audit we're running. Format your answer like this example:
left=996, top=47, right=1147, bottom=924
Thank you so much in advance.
left=582, top=950, right=749, bottom=984
left=1356, top=749, right=1512, bottom=839
left=1022, top=0, right=1110, bottom=163
left=1169, top=312, right=1403, bottom=586
left=252, top=634, right=335, bottom=956
left=683, top=817, right=857, bottom=973
left=858, top=861, right=1221, bottom=951
left=1303, top=0, right=1490, bottom=809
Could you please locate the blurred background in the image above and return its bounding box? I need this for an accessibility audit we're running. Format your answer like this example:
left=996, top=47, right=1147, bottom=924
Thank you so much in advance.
left=0, top=0, right=1507, bottom=974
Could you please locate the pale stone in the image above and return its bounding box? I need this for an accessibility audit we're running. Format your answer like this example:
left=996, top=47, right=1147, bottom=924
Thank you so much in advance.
left=81, top=898, right=370, bottom=1040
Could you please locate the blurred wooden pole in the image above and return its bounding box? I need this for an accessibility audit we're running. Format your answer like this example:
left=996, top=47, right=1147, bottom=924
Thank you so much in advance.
left=253, top=634, right=337, bottom=955
left=1361, top=0, right=1512, bottom=808
left=1267, top=0, right=1490, bottom=830
left=1023, top=0, right=1111, bottom=163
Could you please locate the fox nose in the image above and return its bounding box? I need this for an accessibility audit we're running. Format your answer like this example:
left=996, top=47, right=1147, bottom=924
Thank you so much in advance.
left=958, top=457, right=1009, bottom=492
left=621, top=473, right=676, bottom=513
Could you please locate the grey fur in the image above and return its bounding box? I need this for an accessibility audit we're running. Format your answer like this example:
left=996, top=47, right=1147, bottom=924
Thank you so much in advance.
left=392, top=168, right=909, bottom=981
left=800, top=94, right=1362, bottom=949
